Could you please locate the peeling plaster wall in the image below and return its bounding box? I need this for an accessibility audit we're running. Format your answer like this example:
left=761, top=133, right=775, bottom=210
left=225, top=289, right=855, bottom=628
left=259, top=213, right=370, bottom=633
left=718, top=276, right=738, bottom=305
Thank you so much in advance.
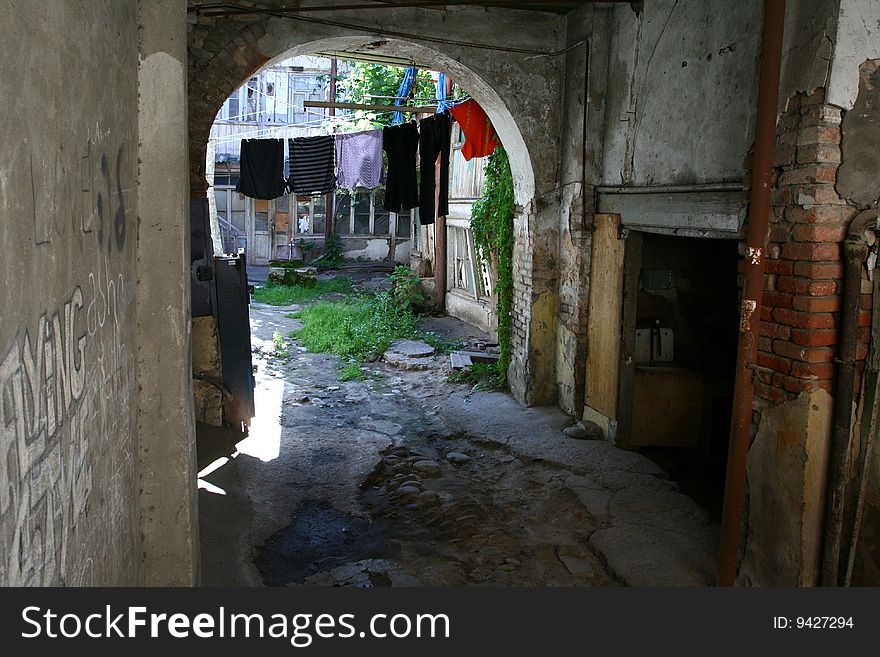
left=827, top=0, right=880, bottom=110
left=601, top=0, right=762, bottom=187
left=740, top=389, right=833, bottom=586
left=0, top=1, right=141, bottom=585
left=837, top=59, right=880, bottom=207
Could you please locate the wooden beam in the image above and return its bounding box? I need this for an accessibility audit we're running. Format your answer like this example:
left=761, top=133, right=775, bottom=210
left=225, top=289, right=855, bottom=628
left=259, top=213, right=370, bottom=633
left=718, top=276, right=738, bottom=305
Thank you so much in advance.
left=584, top=213, right=626, bottom=419
left=304, top=100, right=437, bottom=113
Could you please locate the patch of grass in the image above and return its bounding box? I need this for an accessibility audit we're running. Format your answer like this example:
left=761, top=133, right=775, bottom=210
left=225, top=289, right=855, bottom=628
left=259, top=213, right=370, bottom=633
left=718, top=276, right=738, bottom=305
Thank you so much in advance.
left=291, top=291, right=421, bottom=361
left=420, top=330, right=464, bottom=354
left=271, top=330, right=289, bottom=361
left=447, top=362, right=506, bottom=391
left=338, top=363, right=366, bottom=381
left=253, top=276, right=352, bottom=306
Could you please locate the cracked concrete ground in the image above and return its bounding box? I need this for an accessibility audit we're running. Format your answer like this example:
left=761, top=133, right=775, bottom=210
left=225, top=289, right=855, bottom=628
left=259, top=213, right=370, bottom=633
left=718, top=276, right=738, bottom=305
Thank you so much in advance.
left=198, top=289, right=719, bottom=587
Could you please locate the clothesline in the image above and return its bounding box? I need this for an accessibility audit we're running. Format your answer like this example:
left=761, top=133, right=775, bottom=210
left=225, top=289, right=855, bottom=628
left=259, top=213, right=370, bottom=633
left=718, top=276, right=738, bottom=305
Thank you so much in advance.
left=210, top=96, right=473, bottom=145
left=233, top=98, right=497, bottom=231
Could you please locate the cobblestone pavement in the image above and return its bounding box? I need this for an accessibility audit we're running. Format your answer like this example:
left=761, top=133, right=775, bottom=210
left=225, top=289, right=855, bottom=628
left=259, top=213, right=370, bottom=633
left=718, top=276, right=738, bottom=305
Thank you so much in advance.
left=198, top=296, right=719, bottom=587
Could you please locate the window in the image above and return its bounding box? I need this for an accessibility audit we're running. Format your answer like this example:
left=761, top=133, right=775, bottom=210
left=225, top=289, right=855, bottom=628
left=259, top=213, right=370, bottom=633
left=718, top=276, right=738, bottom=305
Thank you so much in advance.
left=289, top=73, right=326, bottom=124
left=212, top=183, right=246, bottom=254
left=353, top=191, right=371, bottom=235
left=291, top=194, right=331, bottom=236
left=334, top=194, right=351, bottom=235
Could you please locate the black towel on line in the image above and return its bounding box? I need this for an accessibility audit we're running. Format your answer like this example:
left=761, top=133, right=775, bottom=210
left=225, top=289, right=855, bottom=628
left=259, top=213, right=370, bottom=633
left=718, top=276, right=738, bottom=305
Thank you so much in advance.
left=382, top=122, right=420, bottom=214
left=418, top=112, right=451, bottom=226
left=288, top=135, right=336, bottom=195
left=235, top=138, right=286, bottom=200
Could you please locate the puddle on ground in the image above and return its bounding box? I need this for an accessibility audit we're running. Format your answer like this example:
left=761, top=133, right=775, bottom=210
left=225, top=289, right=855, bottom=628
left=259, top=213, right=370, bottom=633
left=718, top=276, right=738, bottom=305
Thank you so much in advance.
left=255, top=500, right=393, bottom=586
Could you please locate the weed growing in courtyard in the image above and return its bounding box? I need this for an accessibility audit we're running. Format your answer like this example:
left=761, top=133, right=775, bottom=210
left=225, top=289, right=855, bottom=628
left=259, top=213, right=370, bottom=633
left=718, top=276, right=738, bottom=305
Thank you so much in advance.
left=253, top=276, right=352, bottom=306
left=447, top=362, right=506, bottom=391
left=290, top=291, right=421, bottom=360
left=271, top=330, right=289, bottom=361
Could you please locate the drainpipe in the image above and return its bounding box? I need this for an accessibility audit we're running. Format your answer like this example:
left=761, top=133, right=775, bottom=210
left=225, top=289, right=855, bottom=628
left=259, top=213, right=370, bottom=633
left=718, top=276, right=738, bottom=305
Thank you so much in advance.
left=821, top=208, right=878, bottom=585
left=717, top=0, right=786, bottom=587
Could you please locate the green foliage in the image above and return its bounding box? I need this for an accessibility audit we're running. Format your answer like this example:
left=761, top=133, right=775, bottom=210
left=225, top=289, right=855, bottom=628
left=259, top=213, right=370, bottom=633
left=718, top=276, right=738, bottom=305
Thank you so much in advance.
left=314, top=233, right=346, bottom=271
left=329, top=63, right=435, bottom=132
left=389, top=265, right=426, bottom=311
left=338, top=363, right=366, bottom=381
left=470, top=147, right=515, bottom=387
left=420, top=331, right=464, bottom=355
left=447, top=362, right=506, bottom=391
left=252, top=276, right=352, bottom=306
left=291, top=291, right=421, bottom=361
left=271, top=330, right=289, bottom=361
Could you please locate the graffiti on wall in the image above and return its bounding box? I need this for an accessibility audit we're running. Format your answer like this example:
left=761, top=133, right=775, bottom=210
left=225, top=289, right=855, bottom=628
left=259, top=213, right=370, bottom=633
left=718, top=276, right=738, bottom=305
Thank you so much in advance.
left=0, top=133, right=135, bottom=586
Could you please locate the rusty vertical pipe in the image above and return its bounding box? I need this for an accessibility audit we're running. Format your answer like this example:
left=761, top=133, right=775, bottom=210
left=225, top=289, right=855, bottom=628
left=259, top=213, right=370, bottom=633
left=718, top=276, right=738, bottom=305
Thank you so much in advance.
left=717, top=0, right=786, bottom=587
left=821, top=210, right=876, bottom=585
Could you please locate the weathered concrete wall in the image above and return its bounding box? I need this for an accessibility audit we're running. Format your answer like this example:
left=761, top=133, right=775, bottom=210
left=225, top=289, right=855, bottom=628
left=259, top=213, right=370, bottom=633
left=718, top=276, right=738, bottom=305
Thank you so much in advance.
left=138, top=0, right=199, bottom=585
left=601, top=0, right=762, bottom=187
left=0, top=1, right=141, bottom=585
left=826, top=0, right=880, bottom=109
left=740, top=389, right=833, bottom=586
left=553, top=4, right=598, bottom=415
left=837, top=60, right=880, bottom=207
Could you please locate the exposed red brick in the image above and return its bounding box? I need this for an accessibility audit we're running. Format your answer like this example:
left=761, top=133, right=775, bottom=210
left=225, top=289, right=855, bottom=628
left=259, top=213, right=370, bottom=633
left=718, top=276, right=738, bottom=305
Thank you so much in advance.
left=800, top=105, right=842, bottom=127
left=859, top=310, right=872, bottom=327
left=781, top=242, right=840, bottom=261
left=773, top=340, right=835, bottom=362
left=791, top=361, right=836, bottom=379
left=790, top=328, right=838, bottom=346
left=797, top=125, right=841, bottom=146
left=776, top=276, right=837, bottom=296
left=792, top=224, right=848, bottom=242
left=759, top=321, right=792, bottom=340
left=755, top=382, right=791, bottom=403
left=766, top=259, right=794, bottom=275
left=779, top=374, right=823, bottom=393
left=757, top=351, right=792, bottom=374
left=792, top=261, right=844, bottom=278
left=792, top=295, right=842, bottom=313
left=762, top=291, right=793, bottom=309
left=785, top=205, right=855, bottom=224
left=789, top=184, right=846, bottom=205
left=797, top=143, right=841, bottom=164
left=772, top=308, right=836, bottom=329
left=778, top=165, right=839, bottom=186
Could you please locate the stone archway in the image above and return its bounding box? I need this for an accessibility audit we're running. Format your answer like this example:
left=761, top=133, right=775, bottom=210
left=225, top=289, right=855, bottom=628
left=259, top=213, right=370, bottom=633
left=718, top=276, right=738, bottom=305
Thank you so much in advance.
left=188, top=8, right=565, bottom=405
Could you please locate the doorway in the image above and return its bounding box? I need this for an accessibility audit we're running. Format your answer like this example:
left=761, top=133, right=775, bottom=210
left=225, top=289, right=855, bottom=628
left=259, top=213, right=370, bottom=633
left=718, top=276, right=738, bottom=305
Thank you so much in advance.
left=617, top=231, right=740, bottom=518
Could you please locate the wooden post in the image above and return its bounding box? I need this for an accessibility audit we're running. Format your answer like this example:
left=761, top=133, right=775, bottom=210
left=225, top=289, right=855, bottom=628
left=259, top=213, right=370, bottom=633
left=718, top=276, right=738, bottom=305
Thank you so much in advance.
left=584, top=213, right=626, bottom=421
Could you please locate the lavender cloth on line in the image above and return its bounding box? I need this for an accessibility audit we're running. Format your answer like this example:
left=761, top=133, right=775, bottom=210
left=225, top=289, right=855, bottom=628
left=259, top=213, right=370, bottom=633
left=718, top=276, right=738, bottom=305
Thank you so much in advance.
left=334, top=129, right=384, bottom=189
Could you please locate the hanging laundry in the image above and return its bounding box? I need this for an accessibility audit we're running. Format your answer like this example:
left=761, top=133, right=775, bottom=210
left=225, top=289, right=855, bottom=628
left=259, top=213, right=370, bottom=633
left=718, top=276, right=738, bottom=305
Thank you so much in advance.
left=393, top=67, right=419, bottom=125
left=449, top=99, right=501, bottom=161
left=335, top=129, right=384, bottom=190
left=382, top=122, right=419, bottom=214
left=288, top=135, right=336, bottom=195
left=418, top=111, right=452, bottom=226
left=235, top=138, right=286, bottom=200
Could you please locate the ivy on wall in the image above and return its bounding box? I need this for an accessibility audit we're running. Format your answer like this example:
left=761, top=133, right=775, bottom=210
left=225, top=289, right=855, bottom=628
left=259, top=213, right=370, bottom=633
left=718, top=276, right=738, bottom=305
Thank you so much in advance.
left=470, top=147, right=515, bottom=386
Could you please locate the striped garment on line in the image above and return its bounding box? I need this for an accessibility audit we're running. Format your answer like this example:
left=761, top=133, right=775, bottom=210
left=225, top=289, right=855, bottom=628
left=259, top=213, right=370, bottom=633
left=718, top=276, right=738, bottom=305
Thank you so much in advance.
left=288, top=135, right=336, bottom=195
